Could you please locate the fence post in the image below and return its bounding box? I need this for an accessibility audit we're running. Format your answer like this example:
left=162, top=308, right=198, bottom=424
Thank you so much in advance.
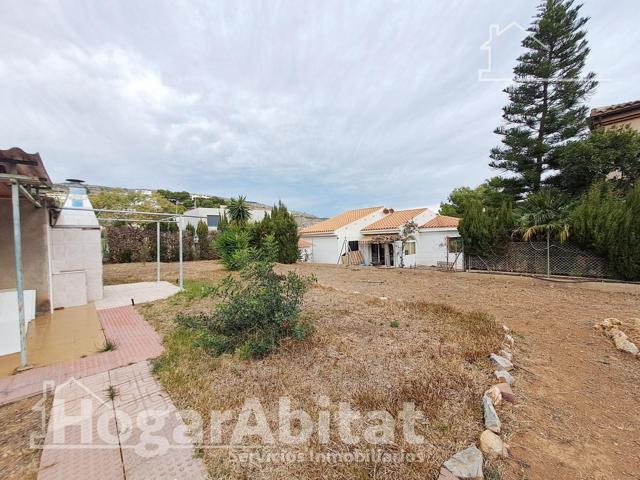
left=546, top=231, right=550, bottom=278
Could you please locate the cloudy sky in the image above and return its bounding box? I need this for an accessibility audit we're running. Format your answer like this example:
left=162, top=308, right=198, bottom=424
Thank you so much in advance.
left=1, top=1, right=638, bottom=216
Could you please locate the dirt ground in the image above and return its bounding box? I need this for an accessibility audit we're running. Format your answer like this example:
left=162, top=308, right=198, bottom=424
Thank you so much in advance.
left=104, top=261, right=640, bottom=479
left=0, top=394, right=51, bottom=480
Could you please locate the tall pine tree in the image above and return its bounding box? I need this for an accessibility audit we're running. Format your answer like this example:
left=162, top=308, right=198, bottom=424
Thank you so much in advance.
left=490, top=0, right=597, bottom=198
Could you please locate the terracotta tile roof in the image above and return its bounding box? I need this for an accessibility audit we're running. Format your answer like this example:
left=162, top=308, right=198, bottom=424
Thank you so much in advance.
left=362, top=208, right=427, bottom=232
left=421, top=215, right=460, bottom=229
left=298, top=239, right=311, bottom=248
left=299, top=206, right=383, bottom=234
left=590, top=100, right=640, bottom=117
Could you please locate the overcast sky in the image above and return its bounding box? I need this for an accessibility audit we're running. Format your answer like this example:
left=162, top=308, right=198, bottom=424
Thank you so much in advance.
left=1, top=1, right=638, bottom=216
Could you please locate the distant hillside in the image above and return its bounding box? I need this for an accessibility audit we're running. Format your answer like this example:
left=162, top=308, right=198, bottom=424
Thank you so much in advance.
left=52, top=182, right=325, bottom=227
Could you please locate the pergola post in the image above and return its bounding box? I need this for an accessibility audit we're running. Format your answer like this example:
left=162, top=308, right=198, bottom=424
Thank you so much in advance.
left=156, top=221, right=161, bottom=282
left=178, top=218, right=184, bottom=290
left=11, top=181, right=28, bottom=367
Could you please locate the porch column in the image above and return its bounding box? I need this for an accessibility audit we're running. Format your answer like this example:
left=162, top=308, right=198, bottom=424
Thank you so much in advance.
left=11, top=181, right=28, bottom=367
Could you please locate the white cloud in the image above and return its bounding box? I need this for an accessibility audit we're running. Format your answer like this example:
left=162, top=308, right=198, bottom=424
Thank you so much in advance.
left=0, top=0, right=638, bottom=216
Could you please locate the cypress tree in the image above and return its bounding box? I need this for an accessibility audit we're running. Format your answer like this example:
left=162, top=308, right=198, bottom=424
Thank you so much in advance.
left=490, top=0, right=597, bottom=198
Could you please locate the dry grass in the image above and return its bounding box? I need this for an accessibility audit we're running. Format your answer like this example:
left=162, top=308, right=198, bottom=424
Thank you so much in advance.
left=0, top=394, right=52, bottom=480
left=139, top=280, right=503, bottom=480
left=103, top=260, right=228, bottom=285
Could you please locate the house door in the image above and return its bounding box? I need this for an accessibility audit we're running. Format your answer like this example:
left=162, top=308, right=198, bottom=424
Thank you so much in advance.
left=371, top=243, right=385, bottom=266
left=388, top=244, right=394, bottom=266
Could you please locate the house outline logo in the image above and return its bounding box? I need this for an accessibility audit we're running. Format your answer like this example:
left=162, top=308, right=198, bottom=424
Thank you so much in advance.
left=479, top=21, right=549, bottom=82
left=30, top=377, right=111, bottom=448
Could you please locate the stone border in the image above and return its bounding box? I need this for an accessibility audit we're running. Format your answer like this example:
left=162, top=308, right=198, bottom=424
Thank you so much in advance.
left=439, top=325, right=516, bottom=480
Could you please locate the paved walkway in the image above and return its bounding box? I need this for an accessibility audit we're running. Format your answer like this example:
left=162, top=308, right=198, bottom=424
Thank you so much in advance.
left=38, top=361, right=208, bottom=480
left=0, top=306, right=162, bottom=405
left=96, top=282, right=181, bottom=310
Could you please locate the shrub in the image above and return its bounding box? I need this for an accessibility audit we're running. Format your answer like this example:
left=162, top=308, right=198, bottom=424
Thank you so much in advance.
left=178, top=261, right=315, bottom=359
left=214, top=225, right=251, bottom=270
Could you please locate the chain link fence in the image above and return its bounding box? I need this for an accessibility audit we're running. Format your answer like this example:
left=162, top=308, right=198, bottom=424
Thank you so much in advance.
left=466, top=241, right=614, bottom=279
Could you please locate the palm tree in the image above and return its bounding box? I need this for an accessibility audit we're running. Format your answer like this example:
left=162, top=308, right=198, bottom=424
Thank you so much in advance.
left=226, top=195, right=251, bottom=225
left=518, top=189, right=571, bottom=277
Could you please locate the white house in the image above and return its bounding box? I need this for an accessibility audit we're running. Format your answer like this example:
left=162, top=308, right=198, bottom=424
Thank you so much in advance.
left=298, top=238, right=312, bottom=262
left=299, top=206, right=386, bottom=264
left=181, top=205, right=271, bottom=231
left=359, top=208, right=435, bottom=267
left=416, top=215, right=463, bottom=269
left=300, top=206, right=463, bottom=269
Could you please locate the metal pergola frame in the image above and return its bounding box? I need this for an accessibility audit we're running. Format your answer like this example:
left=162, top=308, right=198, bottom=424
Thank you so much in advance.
left=2, top=174, right=48, bottom=369
left=6, top=193, right=206, bottom=369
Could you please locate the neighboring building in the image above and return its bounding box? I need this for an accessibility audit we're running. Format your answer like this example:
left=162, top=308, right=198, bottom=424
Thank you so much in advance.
left=181, top=205, right=271, bottom=231
left=360, top=208, right=435, bottom=267
left=416, top=215, right=463, bottom=269
left=589, top=100, right=640, bottom=131
left=299, top=206, right=386, bottom=264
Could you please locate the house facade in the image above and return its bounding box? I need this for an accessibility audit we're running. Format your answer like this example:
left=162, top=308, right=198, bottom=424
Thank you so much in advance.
left=299, top=206, right=387, bottom=264
left=416, top=215, right=462, bottom=269
left=181, top=205, right=271, bottom=231
left=301, top=206, right=463, bottom=269
left=360, top=208, right=435, bottom=267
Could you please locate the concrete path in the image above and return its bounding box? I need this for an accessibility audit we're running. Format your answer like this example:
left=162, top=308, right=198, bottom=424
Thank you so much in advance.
left=0, top=306, right=162, bottom=405
left=38, top=361, right=208, bottom=480
left=96, top=282, right=181, bottom=310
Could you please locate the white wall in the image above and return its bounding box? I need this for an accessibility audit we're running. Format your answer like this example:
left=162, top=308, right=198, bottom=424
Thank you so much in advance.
left=416, top=228, right=463, bottom=268
left=50, top=227, right=103, bottom=307
left=302, top=235, right=342, bottom=264
left=303, top=208, right=387, bottom=265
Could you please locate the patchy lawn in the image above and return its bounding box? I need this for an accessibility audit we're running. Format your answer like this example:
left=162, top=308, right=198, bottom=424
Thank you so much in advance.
left=0, top=394, right=51, bottom=480
left=139, top=278, right=504, bottom=479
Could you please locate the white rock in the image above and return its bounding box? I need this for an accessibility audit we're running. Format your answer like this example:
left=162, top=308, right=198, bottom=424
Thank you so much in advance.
left=499, top=349, right=513, bottom=361
left=483, top=394, right=501, bottom=433
left=484, top=385, right=502, bottom=405
left=479, top=429, right=508, bottom=458
left=443, top=444, right=484, bottom=479
left=614, top=337, right=639, bottom=355
left=504, top=334, right=514, bottom=346
left=490, top=353, right=513, bottom=371
left=502, top=324, right=510, bottom=332
left=495, top=369, right=514, bottom=385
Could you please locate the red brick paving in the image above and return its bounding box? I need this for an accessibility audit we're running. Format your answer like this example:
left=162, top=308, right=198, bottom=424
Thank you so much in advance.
left=0, top=306, right=163, bottom=405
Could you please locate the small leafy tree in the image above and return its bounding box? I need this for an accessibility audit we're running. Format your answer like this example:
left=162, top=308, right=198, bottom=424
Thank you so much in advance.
left=571, top=181, right=621, bottom=255
left=177, top=261, right=316, bottom=359
left=214, top=225, right=251, bottom=270
left=555, top=126, right=640, bottom=195
left=226, top=196, right=251, bottom=225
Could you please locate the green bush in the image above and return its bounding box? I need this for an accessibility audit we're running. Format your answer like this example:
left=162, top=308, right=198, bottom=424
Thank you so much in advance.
left=177, top=261, right=315, bottom=359
left=214, top=225, right=251, bottom=270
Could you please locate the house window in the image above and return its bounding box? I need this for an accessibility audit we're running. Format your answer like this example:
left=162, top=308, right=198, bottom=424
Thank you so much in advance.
left=207, top=215, right=220, bottom=227
left=348, top=241, right=359, bottom=252
left=404, top=241, right=416, bottom=256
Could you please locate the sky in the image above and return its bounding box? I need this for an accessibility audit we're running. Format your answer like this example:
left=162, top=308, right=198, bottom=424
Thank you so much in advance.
left=1, top=1, right=639, bottom=217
